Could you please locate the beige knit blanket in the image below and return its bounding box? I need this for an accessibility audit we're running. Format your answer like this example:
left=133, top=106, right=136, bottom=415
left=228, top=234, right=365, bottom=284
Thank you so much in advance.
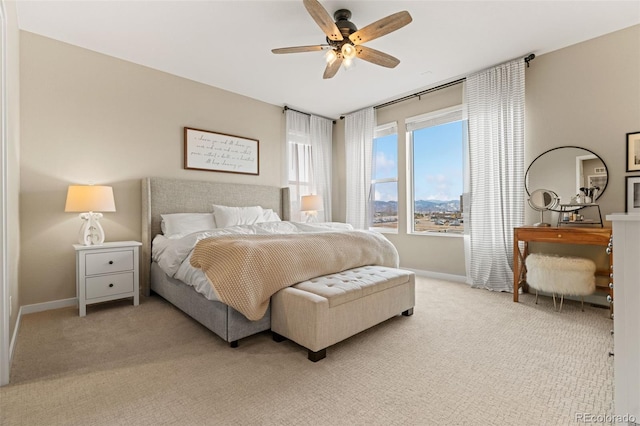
left=190, top=230, right=399, bottom=320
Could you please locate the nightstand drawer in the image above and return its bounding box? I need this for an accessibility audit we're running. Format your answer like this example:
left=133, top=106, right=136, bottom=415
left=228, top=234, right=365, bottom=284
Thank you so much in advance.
left=85, top=272, right=134, bottom=299
left=85, top=250, right=134, bottom=275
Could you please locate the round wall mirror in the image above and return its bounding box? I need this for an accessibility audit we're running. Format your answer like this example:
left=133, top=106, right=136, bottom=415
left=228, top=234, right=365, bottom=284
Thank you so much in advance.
left=525, top=146, right=608, bottom=212
left=528, top=189, right=559, bottom=226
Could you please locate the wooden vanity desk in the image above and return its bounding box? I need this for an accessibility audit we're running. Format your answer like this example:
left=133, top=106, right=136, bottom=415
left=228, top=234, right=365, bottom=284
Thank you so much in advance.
left=513, top=226, right=612, bottom=303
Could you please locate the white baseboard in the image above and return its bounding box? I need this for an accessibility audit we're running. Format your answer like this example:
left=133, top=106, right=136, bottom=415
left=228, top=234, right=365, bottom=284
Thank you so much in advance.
left=405, top=268, right=467, bottom=283
left=10, top=298, right=77, bottom=362
left=20, top=297, right=77, bottom=315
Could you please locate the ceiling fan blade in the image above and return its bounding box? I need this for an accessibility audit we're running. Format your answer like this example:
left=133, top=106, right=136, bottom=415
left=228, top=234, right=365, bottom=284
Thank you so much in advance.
left=272, top=45, right=328, bottom=54
left=349, top=11, right=412, bottom=45
left=323, top=57, right=343, bottom=79
left=303, top=0, right=343, bottom=41
left=355, top=46, right=400, bottom=68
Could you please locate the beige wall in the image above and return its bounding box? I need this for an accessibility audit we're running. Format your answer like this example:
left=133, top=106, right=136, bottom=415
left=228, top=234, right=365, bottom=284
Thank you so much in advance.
left=5, top=0, right=21, bottom=348
left=19, top=32, right=284, bottom=305
left=525, top=24, right=640, bottom=224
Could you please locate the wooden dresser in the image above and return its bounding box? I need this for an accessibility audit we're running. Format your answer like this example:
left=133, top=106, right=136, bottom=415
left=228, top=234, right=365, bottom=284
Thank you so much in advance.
left=513, top=226, right=612, bottom=303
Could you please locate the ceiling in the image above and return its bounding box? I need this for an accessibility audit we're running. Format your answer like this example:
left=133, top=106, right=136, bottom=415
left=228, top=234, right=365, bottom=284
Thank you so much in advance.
left=15, top=1, right=640, bottom=119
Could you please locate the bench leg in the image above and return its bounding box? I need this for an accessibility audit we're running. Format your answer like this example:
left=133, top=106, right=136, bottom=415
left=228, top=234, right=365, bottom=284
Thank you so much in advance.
left=229, top=340, right=239, bottom=348
left=272, top=331, right=286, bottom=342
left=308, top=348, right=326, bottom=362
left=402, top=308, right=414, bottom=316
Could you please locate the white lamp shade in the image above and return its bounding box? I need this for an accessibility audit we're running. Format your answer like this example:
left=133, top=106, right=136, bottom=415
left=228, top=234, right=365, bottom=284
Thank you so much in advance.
left=301, top=194, right=323, bottom=212
left=65, top=185, right=116, bottom=213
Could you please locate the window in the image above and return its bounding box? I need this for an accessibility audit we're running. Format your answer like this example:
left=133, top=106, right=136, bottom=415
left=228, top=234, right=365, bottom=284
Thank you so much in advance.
left=288, top=137, right=313, bottom=222
left=407, top=106, right=466, bottom=235
left=371, top=122, right=398, bottom=232
left=286, top=110, right=333, bottom=223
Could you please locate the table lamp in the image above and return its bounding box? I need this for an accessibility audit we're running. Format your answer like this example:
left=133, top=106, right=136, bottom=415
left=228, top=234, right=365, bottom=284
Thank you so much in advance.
left=300, top=194, right=323, bottom=223
left=65, top=185, right=116, bottom=245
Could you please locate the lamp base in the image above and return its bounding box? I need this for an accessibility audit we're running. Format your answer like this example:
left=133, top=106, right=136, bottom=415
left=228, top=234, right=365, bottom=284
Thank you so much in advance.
left=304, top=211, right=318, bottom=223
left=78, top=212, right=105, bottom=245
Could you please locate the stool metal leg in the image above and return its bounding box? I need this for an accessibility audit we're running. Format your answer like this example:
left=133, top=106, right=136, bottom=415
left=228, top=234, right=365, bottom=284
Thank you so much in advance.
left=552, top=293, right=557, bottom=311
left=581, top=296, right=585, bottom=312
left=535, top=290, right=539, bottom=305
left=559, top=294, right=564, bottom=312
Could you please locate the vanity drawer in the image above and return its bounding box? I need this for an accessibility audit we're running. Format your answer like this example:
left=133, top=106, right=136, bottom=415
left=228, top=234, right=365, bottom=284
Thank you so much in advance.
left=85, top=249, right=134, bottom=275
left=85, top=272, right=134, bottom=299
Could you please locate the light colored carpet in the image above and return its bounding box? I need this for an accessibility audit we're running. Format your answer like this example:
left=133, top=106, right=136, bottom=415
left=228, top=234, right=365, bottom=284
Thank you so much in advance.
left=1, top=276, right=613, bottom=426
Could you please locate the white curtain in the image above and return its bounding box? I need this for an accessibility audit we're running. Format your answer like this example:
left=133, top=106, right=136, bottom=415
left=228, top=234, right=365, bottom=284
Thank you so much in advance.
left=344, top=107, right=375, bottom=229
left=310, top=115, right=333, bottom=221
left=286, top=110, right=311, bottom=221
left=465, top=59, right=525, bottom=292
left=285, top=109, right=333, bottom=222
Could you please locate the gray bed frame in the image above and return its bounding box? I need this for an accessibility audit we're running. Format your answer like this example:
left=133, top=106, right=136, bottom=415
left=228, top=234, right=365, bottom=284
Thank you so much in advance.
left=141, top=177, right=290, bottom=347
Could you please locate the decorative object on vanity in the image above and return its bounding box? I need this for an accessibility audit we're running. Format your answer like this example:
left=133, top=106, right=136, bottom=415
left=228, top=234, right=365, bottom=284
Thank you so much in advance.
left=183, top=127, right=259, bottom=175
left=525, top=146, right=608, bottom=208
left=578, top=186, right=599, bottom=204
left=625, top=131, right=640, bottom=172
left=65, top=185, right=116, bottom=245
left=525, top=253, right=595, bottom=312
left=528, top=188, right=558, bottom=227
left=74, top=241, right=141, bottom=317
left=625, top=176, right=640, bottom=213
left=300, top=194, right=323, bottom=222
left=557, top=203, right=603, bottom=227
left=271, top=0, right=412, bottom=79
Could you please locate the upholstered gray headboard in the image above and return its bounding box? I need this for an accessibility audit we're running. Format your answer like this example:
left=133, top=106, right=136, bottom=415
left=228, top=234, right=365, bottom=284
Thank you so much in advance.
left=140, top=177, right=291, bottom=296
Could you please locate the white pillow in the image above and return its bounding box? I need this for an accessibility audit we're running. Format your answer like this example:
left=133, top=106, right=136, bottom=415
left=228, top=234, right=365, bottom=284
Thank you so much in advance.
left=161, top=213, right=216, bottom=239
left=262, top=209, right=282, bottom=222
left=212, top=204, right=265, bottom=228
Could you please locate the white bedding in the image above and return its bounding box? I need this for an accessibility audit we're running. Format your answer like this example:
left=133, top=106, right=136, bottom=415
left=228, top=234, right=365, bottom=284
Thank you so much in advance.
left=152, top=221, right=354, bottom=301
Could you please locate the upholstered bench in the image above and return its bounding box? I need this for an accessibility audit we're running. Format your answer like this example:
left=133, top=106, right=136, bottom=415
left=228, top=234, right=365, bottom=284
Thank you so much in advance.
left=525, top=253, right=596, bottom=312
left=271, top=265, right=415, bottom=362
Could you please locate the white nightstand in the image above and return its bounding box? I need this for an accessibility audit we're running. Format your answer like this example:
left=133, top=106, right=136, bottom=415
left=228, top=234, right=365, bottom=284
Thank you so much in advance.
left=74, top=241, right=142, bottom=316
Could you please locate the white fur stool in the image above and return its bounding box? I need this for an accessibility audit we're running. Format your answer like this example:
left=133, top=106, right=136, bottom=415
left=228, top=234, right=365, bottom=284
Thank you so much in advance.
left=525, top=253, right=596, bottom=312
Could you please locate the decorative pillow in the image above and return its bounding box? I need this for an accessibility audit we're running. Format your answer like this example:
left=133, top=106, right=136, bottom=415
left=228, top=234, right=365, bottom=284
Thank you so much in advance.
left=262, top=209, right=282, bottom=222
left=212, top=204, right=265, bottom=228
left=161, top=213, right=216, bottom=239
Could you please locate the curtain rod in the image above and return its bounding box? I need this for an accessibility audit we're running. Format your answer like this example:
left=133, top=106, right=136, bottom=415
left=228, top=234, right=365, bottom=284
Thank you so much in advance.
left=282, top=106, right=336, bottom=124
left=373, top=78, right=465, bottom=111
left=341, top=53, right=536, bottom=116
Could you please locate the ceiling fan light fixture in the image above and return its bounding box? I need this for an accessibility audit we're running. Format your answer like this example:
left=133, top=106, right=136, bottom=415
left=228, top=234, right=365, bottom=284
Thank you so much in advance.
left=341, top=43, right=357, bottom=60
left=342, top=57, right=355, bottom=70
left=325, top=49, right=338, bottom=64
left=271, top=1, right=413, bottom=79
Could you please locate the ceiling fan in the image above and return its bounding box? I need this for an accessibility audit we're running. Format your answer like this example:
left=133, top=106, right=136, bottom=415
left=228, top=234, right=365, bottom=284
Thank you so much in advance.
left=271, top=0, right=412, bottom=79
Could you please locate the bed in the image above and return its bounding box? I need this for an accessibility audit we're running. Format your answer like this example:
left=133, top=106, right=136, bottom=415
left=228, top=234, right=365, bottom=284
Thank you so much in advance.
left=141, top=177, right=291, bottom=347
left=141, top=177, right=401, bottom=349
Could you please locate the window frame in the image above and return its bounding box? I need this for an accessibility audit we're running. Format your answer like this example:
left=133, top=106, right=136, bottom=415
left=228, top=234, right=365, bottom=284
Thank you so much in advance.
left=370, top=121, right=399, bottom=234
left=286, top=128, right=313, bottom=222
left=406, top=105, right=466, bottom=237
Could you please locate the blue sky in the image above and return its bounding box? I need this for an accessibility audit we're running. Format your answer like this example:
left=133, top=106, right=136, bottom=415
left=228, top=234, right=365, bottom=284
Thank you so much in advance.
left=373, top=120, right=464, bottom=202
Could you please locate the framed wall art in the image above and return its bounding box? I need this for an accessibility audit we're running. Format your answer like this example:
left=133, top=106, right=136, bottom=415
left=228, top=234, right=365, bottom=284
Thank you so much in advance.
left=625, top=176, right=640, bottom=213
left=626, top=131, right=640, bottom=172
left=184, top=127, right=259, bottom=175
